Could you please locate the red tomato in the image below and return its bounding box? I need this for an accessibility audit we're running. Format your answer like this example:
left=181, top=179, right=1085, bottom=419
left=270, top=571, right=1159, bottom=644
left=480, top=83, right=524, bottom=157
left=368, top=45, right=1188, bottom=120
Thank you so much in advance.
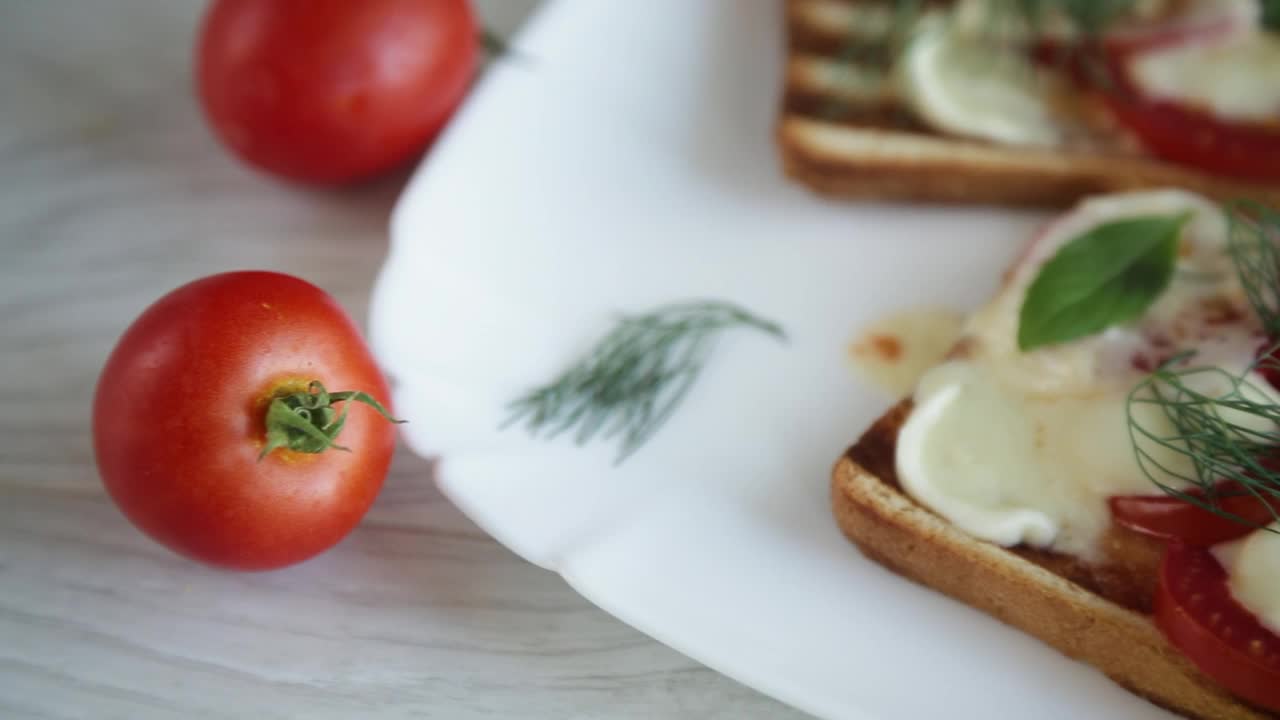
left=1093, top=47, right=1280, bottom=182
left=93, top=272, right=399, bottom=570
left=1257, top=341, right=1280, bottom=390
left=197, top=0, right=478, bottom=184
left=1110, top=482, right=1279, bottom=546
left=1155, top=542, right=1280, bottom=713
left=1098, top=88, right=1280, bottom=182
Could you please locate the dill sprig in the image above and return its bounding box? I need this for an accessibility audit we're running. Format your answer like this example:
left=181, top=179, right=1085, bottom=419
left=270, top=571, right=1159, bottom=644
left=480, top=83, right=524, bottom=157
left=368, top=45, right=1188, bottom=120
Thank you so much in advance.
left=1228, top=201, right=1280, bottom=338
left=503, top=301, right=785, bottom=462
left=1127, top=203, right=1280, bottom=529
left=1128, top=362, right=1280, bottom=529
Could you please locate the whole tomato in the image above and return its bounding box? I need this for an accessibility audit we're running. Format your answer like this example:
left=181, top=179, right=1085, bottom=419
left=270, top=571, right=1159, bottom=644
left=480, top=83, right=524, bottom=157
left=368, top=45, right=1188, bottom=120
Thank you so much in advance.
left=93, top=272, right=399, bottom=570
left=196, top=0, right=478, bottom=184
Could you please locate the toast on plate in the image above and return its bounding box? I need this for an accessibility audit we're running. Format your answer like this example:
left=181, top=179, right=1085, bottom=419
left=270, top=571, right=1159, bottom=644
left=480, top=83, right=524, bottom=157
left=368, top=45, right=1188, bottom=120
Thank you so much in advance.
left=831, top=405, right=1274, bottom=720
left=779, top=0, right=1280, bottom=207
left=831, top=188, right=1280, bottom=718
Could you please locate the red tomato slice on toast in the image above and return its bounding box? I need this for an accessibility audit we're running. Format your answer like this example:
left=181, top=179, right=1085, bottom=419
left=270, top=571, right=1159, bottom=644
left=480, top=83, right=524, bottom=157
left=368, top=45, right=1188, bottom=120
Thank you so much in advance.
left=1110, top=482, right=1280, bottom=546
left=1093, top=29, right=1280, bottom=182
left=1156, top=542, right=1280, bottom=713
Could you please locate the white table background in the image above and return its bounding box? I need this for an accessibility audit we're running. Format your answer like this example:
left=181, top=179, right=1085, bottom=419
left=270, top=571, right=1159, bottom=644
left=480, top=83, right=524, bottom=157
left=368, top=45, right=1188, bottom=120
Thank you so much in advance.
left=0, top=1, right=807, bottom=717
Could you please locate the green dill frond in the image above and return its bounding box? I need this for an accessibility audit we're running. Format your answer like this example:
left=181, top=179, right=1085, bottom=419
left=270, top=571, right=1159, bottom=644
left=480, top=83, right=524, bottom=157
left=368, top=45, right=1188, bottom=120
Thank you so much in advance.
left=504, top=301, right=785, bottom=463
left=1227, top=200, right=1280, bottom=339
left=1127, top=204, right=1280, bottom=530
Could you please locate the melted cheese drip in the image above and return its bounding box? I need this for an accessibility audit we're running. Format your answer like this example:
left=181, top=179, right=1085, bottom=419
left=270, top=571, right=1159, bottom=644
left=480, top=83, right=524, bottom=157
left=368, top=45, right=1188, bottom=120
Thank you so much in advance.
left=849, top=308, right=965, bottom=398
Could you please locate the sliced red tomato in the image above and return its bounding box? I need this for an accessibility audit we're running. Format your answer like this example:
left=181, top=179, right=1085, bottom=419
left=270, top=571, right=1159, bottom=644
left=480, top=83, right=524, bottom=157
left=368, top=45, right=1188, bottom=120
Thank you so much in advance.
left=1110, top=482, right=1280, bottom=546
left=1029, top=3, right=1280, bottom=181
left=1099, top=86, right=1280, bottom=182
left=1090, top=38, right=1280, bottom=182
left=1155, top=542, right=1280, bottom=713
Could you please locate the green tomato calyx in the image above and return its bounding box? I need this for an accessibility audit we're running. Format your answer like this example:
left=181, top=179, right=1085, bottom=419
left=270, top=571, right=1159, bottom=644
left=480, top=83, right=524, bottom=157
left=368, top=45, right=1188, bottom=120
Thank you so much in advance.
left=260, top=381, right=402, bottom=460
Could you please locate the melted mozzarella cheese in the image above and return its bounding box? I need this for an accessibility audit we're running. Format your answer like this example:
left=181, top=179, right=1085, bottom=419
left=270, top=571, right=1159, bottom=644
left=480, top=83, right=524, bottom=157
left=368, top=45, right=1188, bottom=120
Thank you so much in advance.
left=900, top=16, right=1063, bottom=147
left=964, top=191, right=1239, bottom=397
left=902, top=0, right=1274, bottom=143
left=1217, top=526, right=1280, bottom=634
left=896, top=190, right=1271, bottom=558
left=897, top=360, right=1279, bottom=557
left=1131, top=29, right=1280, bottom=123
left=898, top=360, right=1150, bottom=552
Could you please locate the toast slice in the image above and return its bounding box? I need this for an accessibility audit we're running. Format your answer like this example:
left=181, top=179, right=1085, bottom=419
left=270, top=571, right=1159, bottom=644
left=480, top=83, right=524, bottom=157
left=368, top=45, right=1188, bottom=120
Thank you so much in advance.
left=831, top=400, right=1278, bottom=719
left=780, top=0, right=1280, bottom=207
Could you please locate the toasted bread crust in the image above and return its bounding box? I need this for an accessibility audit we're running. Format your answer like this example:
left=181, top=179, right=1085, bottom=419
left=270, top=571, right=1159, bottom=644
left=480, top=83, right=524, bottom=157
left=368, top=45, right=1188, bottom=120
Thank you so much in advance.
left=781, top=0, right=1280, bottom=207
left=832, top=400, right=1276, bottom=719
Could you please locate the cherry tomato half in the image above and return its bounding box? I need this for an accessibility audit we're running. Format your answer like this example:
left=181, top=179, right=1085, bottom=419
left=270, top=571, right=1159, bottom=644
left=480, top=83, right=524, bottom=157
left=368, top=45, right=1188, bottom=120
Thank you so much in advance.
left=93, top=272, right=399, bottom=570
left=1099, top=88, right=1280, bottom=183
left=1094, top=43, right=1280, bottom=183
left=1155, top=542, right=1280, bottom=713
left=1110, top=482, right=1280, bottom=546
left=197, top=0, right=478, bottom=184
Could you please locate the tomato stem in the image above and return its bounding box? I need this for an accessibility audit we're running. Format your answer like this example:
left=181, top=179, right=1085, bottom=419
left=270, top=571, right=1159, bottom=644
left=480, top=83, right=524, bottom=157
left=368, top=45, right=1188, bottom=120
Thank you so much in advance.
left=479, top=27, right=508, bottom=58
left=259, top=381, right=402, bottom=460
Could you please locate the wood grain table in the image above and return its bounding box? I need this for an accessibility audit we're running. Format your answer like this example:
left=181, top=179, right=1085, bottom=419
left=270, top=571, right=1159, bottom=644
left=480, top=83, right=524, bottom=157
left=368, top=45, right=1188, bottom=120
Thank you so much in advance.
left=0, top=1, right=808, bottom=717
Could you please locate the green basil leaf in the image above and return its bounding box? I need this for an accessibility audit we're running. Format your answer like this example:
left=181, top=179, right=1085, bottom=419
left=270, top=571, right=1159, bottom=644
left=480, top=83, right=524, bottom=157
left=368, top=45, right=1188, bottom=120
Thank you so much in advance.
left=1017, top=213, right=1192, bottom=351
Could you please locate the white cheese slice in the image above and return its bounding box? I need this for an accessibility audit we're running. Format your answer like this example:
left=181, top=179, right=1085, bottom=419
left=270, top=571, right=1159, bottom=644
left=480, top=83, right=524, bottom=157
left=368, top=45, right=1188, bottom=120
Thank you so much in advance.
left=1217, top=525, right=1280, bottom=634
left=1131, top=29, right=1280, bottom=123
left=894, top=359, right=1249, bottom=558
left=897, top=361, right=1060, bottom=548
left=900, top=16, right=1063, bottom=147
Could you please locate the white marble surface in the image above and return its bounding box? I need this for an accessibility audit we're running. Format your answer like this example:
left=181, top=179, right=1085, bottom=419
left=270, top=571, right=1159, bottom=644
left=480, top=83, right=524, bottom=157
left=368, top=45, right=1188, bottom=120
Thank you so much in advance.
left=0, top=1, right=808, bottom=717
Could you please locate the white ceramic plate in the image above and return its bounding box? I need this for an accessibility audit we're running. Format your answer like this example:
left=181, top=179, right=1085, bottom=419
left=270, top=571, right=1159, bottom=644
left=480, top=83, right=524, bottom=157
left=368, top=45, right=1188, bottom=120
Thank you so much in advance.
left=369, top=1, right=1178, bottom=718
